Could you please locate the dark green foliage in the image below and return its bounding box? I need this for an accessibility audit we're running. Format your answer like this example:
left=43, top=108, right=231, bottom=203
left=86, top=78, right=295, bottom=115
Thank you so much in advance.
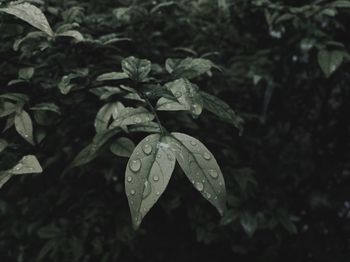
left=1, top=0, right=350, bottom=261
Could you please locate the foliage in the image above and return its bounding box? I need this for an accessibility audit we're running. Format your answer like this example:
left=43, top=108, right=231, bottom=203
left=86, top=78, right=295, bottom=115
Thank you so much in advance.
left=1, top=0, right=350, bottom=261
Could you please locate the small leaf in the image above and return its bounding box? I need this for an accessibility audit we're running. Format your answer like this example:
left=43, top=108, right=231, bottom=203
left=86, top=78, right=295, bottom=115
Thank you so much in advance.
left=240, top=212, right=258, bottom=237
left=14, top=110, right=34, bottom=145
left=317, top=49, right=344, bottom=78
left=165, top=58, right=212, bottom=79
left=18, top=67, right=34, bottom=80
left=156, top=97, right=187, bottom=111
left=96, top=72, right=129, bottom=81
left=0, top=102, right=17, bottom=117
left=56, top=30, right=84, bottom=41
left=30, top=103, right=61, bottom=114
left=109, top=107, right=154, bottom=129
left=125, top=134, right=176, bottom=228
left=0, top=2, right=54, bottom=36
left=167, top=132, right=227, bottom=215
left=110, top=137, right=135, bottom=157
left=200, top=91, right=243, bottom=132
left=165, top=78, right=203, bottom=117
left=95, top=102, right=124, bottom=133
left=8, top=155, right=43, bottom=175
left=121, top=56, right=151, bottom=82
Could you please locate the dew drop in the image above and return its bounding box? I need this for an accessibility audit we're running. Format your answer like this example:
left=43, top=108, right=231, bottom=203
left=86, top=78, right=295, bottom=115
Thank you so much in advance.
left=130, top=189, right=136, bottom=195
left=174, top=91, right=182, bottom=98
left=24, top=134, right=29, bottom=138
left=167, top=153, right=174, bottom=161
left=142, top=144, right=152, bottom=155
left=127, top=176, right=133, bottom=183
left=157, top=154, right=161, bottom=158
left=133, top=117, right=142, bottom=123
left=190, top=103, right=201, bottom=115
left=202, top=152, right=211, bottom=160
left=145, top=137, right=150, bottom=142
left=190, top=140, right=197, bottom=146
left=129, top=159, right=141, bottom=172
left=195, top=182, right=204, bottom=192
left=153, top=175, right=159, bottom=182
left=208, top=169, right=218, bottom=179
left=156, top=191, right=160, bottom=195
left=206, top=192, right=211, bottom=199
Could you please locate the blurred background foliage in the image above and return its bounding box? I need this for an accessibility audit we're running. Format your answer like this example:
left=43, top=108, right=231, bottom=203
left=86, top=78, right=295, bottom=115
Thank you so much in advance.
left=1, top=0, right=350, bottom=261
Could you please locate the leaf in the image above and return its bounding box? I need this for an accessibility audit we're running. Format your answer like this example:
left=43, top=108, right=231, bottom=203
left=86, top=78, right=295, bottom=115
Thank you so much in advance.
left=128, top=122, right=161, bottom=133
left=56, top=30, right=84, bottom=41
left=109, top=107, right=154, bottom=129
left=0, top=139, right=8, bottom=153
left=0, top=102, right=17, bottom=117
left=95, top=102, right=124, bottom=133
left=164, top=78, right=203, bottom=116
left=156, top=97, right=187, bottom=111
left=317, top=49, right=344, bottom=78
left=167, top=132, right=227, bottom=215
left=332, top=0, right=350, bottom=8
left=30, top=103, right=61, bottom=114
left=165, top=58, right=212, bottom=79
left=18, top=67, right=34, bottom=80
left=96, top=72, right=129, bottom=81
left=121, top=56, right=151, bottom=82
left=200, top=91, right=243, bottom=132
left=14, top=110, right=34, bottom=145
left=240, top=212, right=258, bottom=237
left=125, top=134, right=176, bottom=228
left=150, top=1, right=176, bottom=14
left=1, top=155, right=43, bottom=189
left=110, top=137, right=135, bottom=157
left=0, top=2, right=54, bottom=36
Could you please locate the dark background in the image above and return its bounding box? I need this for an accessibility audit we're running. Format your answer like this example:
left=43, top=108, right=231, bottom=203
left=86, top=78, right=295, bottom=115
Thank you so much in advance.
left=1, top=0, right=350, bottom=261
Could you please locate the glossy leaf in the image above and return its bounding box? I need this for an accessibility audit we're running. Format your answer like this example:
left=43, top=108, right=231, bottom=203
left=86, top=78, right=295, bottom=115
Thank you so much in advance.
left=165, top=58, right=212, bottom=79
left=57, top=30, right=84, bottom=41
left=121, top=56, right=151, bottom=82
left=96, top=72, right=128, bottom=81
left=109, top=107, right=154, bottom=129
left=125, top=134, right=176, bottom=228
left=167, top=132, right=227, bottom=215
left=95, top=102, right=124, bottom=133
left=200, top=91, right=243, bottom=132
left=0, top=2, right=54, bottom=36
left=14, top=110, right=34, bottom=145
left=317, top=49, right=344, bottom=78
left=110, top=137, right=135, bottom=157
left=156, top=97, right=187, bottom=111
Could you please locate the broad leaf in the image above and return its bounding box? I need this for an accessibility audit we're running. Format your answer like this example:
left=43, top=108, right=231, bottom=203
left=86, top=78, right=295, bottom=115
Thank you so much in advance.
left=110, top=137, right=135, bottom=157
left=95, top=102, right=124, bottom=133
left=165, top=58, right=212, bottom=79
left=14, top=110, right=34, bottom=145
left=96, top=72, right=128, bottom=81
left=0, top=102, right=17, bottom=117
left=109, top=107, right=154, bottom=129
left=0, top=2, right=54, bottom=36
left=56, top=30, right=84, bottom=41
left=164, top=78, right=203, bottom=116
left=317, top=49, right=344, bottom=78
left=167, top=132, right=227, bottom=215
left=121, top=56, right=151, bottom=82
left=30, top=103, right=61, bottom=114
left=200, top=91, right=243, bottom=132
left=125, top=134, right=176, bottom=228
left=156, top=97, right=187, bottom=111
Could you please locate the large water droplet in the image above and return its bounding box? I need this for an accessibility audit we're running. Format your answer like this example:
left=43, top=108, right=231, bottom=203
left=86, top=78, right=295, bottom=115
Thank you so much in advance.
left=202, top=152, right=211, bottom=160
left=206, top=192, right=211, bottom=199
left=133, top=117, right=142, bottom=123
left=142, top=144, right=152, bottom=155
left=195, top=182, right=204, bottom=192
left=129, top=159, right=141, bottom=172
left=190, top=140, right=197, bottom=146
left=153, top=175, right=159, bottom=182
left=127, top=176, right=133, bottom=183
left=174, top=91, right=182, bottom=98
left=191, top=103, right=201, bottom=115
left=208, top=169, right=218, bottom=179
left=130, top=189, right=136, bottom=195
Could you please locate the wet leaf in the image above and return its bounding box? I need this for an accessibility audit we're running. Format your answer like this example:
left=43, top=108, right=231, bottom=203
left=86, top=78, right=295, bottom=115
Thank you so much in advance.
left=317, top=49, right=344, bottom=78
left=95, top=102, right=124, bottom=133
left=96, top=72, right=129, bottom=81
left=0, top=2, right=54, bottom=36
left=14, top=110, right=34, bottom=145
left=109, top=107, right=154, bottom=129
left=110, top=137, right=135, bottom=157
left=167, top=132, right=227, bottom=215
left=125, top=134, right=176, bottom=229
left=165, top=58, right=212, bottom=79
left=121, top=56, right=151, bottom=82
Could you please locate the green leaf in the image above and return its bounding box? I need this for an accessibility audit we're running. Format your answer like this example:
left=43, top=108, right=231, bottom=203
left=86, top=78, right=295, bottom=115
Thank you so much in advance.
left=164, top=78, right=203, bottom=116
left=30, top=103, right=61, bottom=114
left=18, top=67, right=34, bottom=80
left=317, top=49, right=344, bottom=78
left=109, top=107, right=154, bottom=129
left=1, top=155, right=43, bottom=189
left=95, top=102, right=124, bottom=133
left=121, top=56, right=151, bottom=82
left=14, top=110, right=34, bottom=145
left=165, top=58, right=212, bottom=79
left=128, top=122, right=161, bottom=133
left=56, top=30, right=84, bottom=41
left=0, top=2, right=54, bottom=36
left=200, top=91, right=243, bottom=132
left=0, top=102, right=17, bottom=117
left=96, top=72, right=129, bottom=81
left=240, top=212, right=258, bottom=237
left=125, top=134, right=176, bottom=228
left=110, top=137, right=135, bottom=157
left=167, top=132, right=227, bottom=215
left=332, top=0, right=350, bottom=8
left=156, top=97, right=187, bottom=111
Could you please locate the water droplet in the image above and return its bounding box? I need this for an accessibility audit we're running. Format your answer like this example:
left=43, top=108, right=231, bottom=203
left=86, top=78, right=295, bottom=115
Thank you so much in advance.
left=127, top=176, right=133, bottom=182
left=129, top=159, right=141, bottom=172
left=190, top=140, right=197, bottom=146
left=24, top=134, right=29, bottom=138
left=202, top=152, right=211, bottom=160
left=174, top=91, right=182, bottom=98
left=156, top=191, right=160, bottom=195
left=167, top=153, right=174, bottom=161
left=135, top=151, right=140, bottom=156
left=219, top=182, right=223, bottom=186
left=133, top=117, right=142, bottom=123
left=130, top=189, right=136, bottom=195
left=191, top=104, right=201, bottom=115
left=142, top=144, right=152, bottom=155
left=195, top=182, right=204, bottom=192
left=206, top=192, right=211, bottom=199
left=153, top=175, right=159, bottom=182
left=208, top=169, right=218, bottom=179
left=145, top=138, right=150, bottom=142
left=157, top=154, right=161, bottom=158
